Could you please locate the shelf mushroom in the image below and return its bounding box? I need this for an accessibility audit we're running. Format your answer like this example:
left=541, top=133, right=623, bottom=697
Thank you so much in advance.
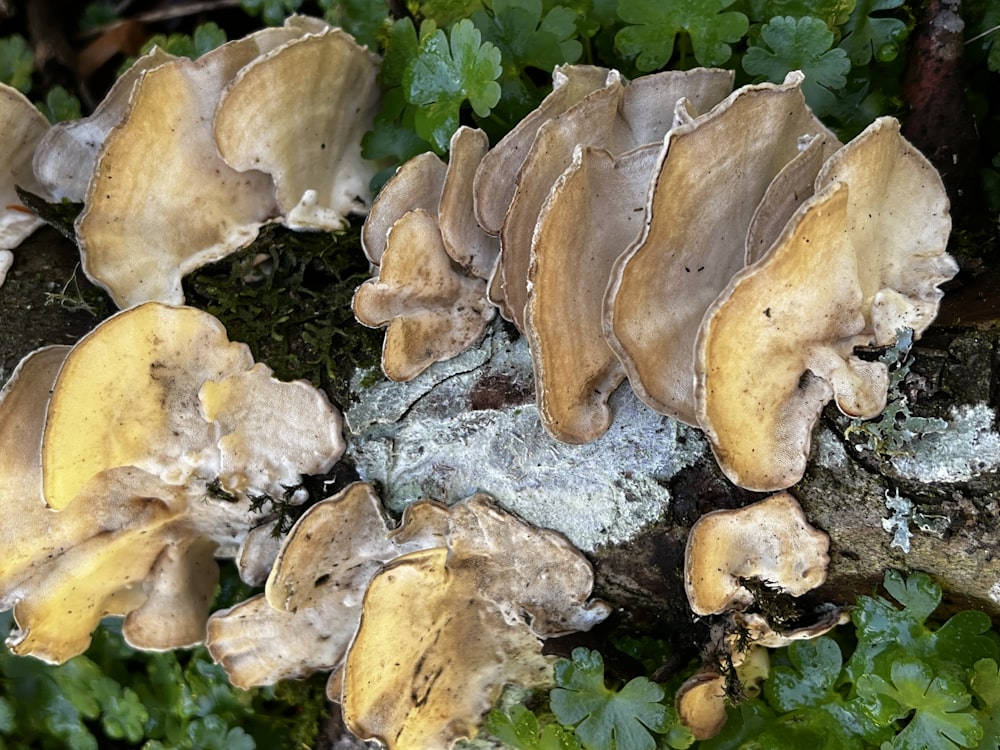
left=0, top=302, right=345, bottom=662
left=1, top=82, right=50, bottom=252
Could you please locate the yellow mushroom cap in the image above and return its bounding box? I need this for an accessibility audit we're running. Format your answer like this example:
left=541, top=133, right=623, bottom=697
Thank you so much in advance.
left=0, top=82, right=49, bottom=250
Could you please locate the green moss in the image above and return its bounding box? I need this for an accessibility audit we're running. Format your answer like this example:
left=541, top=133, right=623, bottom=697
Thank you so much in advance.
left=182, top=222, right=385, bottom=409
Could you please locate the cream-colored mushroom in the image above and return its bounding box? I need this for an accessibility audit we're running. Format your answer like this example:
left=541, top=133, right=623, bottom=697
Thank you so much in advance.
left=684, top=493, right=830, bottom=616
left=525, top=144, right=660, bottom=443
left=207, top=483, right=449, bottom=689
left=341, top=547, right=556, bottom=750
left=1, top=82, right=49, bottom=250
left=353, top=208, right=495, bottom=381
left=675, top=669, right=731, bottom=741
left=214, top=26, right=383, bottom=231
left=32, top=47, right=176, bottom=202
left=695, top=182, right=889, bottom=490
left=473, top=65, right=611, bottom=235
left=75, top=21, right=321, bottom=307
left=500, top=67, right=735, bottom=330
left=0, top=303, right=344, bottom=662
left=814, top=116, right=957, bottom=344
left=605, top=72, right=841, bottom=426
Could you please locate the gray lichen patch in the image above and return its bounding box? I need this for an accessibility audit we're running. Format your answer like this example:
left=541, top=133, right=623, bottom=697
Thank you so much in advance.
left=345, top=323, right=706, bottom=551
left=890, top=403, right=1000, bottom=483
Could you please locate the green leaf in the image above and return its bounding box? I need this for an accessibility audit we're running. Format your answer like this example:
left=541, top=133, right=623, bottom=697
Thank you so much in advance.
left=37, top=85, right=82, bottom=123
left=0, top=34, right=34, bottom=93
left=857, top=658, right=983, bottom=750
left=766, top=637, right=843, bottom=712
left=740, top=0, right=855, bottom=26
left=475, top=0, right=583, bottom=72
left=241, top=0, right=303, bottom=25
left=615, top=0, right=749, bottom=69
left=550, top=648, right=669, bottom=750
left=742, top=15, right=850, bottom=115
left=970, top=659, right=1000, bottom=749
left=404, top=18, right=502, bottom=152
left=317, top=0, right=389, bottom=48
left=838, top=0, right=907, bottom=65
left=485, top=704, right=583, bottom=750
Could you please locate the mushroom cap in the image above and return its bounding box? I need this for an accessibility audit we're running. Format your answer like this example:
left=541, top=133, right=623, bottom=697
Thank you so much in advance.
left=341, top=547, right=555, bottom=750
left=684, top=492, right=830, bottom=616
left=0, top=83, right=49, bottom=250
left=605, top=72, right=841, bottom=426
left=361, top=152, right=446, bottom=265
left=214, top=26, right=383, bottom=231
left=207, top=483, right=449, bottom=689
left=352, top=208, right=495, bottom=381
left=675, top=670, right=729, bottom=741
left=438, top=127, right=499, bottom=280
left=4, top=466, right=186, bottom=663
left=121, top=535, right=220, bottom=650
left=501, top=67, right=735, bottom=331
left=473, top=64, right=612, bottom=236
left=445, top=495, right=612, bottom=638
left=41, top=302, right=254, bottom=510
left=695, top=182, right=888, bottom=490
left=32, top=47, right=176, bottom=202
left=75, top=28, right=315, bottom=307
left=814, top=116, right=957, bottom=344
left=524, top=144, right=658, bottom=443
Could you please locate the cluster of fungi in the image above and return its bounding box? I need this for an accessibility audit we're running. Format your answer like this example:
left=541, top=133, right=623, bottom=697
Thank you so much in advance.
left=0, top=14, right=957, bottom=749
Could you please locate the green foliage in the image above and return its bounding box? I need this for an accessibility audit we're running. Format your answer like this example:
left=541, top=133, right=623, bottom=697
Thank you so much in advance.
left=549, top=647, right=693, bottom=750
left=405, top=18, right=503, bottom=151
left=838, top=0, right=907, bottom=65
left=486, top=703, right=584, bottom=750
left=0, top=34, right=33, bottom=93
left=701, top=571, right=1000, bottom=749
left=317, top=0, right=390, bottom=48
left=137, top=22, right=228, bottom=60
left=36, top=85, right=82, bottom=123
left=743, top=16, right=850, bottom=115
left=0, top=594, right=330, bottom=750
left=79, top=2, right=120, bottom=33
left=615, top=0, right=750, bottom=69
left=241, top=0, right=303, bottom=26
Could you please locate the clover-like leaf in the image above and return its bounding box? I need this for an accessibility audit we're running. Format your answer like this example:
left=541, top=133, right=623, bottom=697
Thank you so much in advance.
left=857, top=658, right=983, bottom=750
left=615, top=0, right=749, bottom=69
left=743, top=15, right=850, bottom=115
left=765, top=637, right=843, bottom=712
left=550, top=647, right=670, bottom=750
left=970, top=659, right=1000, bottom=749
left=485, top=703, right=584, bottom=750
left=475, top=0, right=582, bottom=72
left=404, top=18, right=502, bottom=152
left=838, top=0, right=908, bottom=65
left=0, top=34, right=34, bottom=93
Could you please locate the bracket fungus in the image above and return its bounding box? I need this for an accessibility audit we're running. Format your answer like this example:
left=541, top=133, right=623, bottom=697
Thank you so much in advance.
left=214, top=26, right=383, bottom=231
left=207, top=484, right=608, bottom=749
left=0, top=303, right=344, bottom=662
left=71, top=17, right=383, bottom=308
left=353, top=127, right=498, bottom=381
left=684, top=492, right=830, bottom=617
left=605, top=72, right=841, bottom=426
left=1, top=82, right=50, bottom=251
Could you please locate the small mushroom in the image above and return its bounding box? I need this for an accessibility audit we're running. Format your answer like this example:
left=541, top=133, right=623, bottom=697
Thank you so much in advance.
left=695, top=182, right=889, bottom=490
left=605, top=72, right=841, bottom=426
left=214, top=27, right=383, bottom=231
left=524, top=144, right=659, bottom=443
left=675, top=669, right=730, bottom=741
left=353, top=208, right=495, bottom=381
left=1, top=82, right=50, bottom=250
left=684, top=492, right=830, bottom=617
